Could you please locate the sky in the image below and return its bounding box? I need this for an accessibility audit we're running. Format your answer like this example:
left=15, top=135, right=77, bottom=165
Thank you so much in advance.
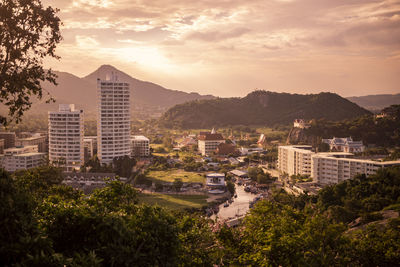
left=43, top=0, right=400, bottom=97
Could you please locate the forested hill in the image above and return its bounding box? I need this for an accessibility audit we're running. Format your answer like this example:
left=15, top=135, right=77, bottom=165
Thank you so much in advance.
left=160, top=91, right=371, bottom=129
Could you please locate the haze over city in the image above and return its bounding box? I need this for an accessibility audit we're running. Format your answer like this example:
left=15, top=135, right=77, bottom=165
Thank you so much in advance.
left=42, top=0, right=400, bottom=97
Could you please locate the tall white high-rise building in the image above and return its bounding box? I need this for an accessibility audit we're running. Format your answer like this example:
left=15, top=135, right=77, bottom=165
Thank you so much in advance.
left=97, top=74, right=131, bottom=163
left=48, top=104, right=84, bottom=171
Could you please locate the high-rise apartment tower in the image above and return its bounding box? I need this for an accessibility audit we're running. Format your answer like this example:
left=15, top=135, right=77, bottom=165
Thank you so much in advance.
left=97, top=74, right=131, bottom=163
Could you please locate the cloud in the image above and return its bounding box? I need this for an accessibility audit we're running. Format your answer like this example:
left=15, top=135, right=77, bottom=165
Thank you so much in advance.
left=44, top=0, right=400, bottom=97
left=187, top=27, right=251, bottom=42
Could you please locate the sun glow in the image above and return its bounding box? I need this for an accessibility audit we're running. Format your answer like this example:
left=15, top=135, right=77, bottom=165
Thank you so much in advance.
left=106, top=46, right=179, bottom=73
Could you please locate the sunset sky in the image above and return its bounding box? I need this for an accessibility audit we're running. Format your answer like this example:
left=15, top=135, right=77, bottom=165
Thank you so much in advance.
left=43, top=0, right=400, bottom=97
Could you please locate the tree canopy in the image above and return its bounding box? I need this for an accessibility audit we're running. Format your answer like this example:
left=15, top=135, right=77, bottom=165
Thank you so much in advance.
left=1, top=165, right=400, bottom=265
left=0, top=0, right=61, bottom=126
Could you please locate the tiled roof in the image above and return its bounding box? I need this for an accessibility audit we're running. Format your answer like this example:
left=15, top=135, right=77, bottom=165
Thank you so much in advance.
left=198, top=133, right=224, bottom=141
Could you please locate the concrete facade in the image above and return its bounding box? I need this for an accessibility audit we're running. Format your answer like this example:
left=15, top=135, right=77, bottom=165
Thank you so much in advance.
left=97, top=76, right=131, bottom=163
left=49, top=104, right=84, bottom=171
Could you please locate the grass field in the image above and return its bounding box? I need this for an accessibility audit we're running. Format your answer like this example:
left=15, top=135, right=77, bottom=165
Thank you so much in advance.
left=150, top=144, right=202, bottom=159
left=138, top=193, right=208, bottom=210
left=147, top=169, right=205, bottom=183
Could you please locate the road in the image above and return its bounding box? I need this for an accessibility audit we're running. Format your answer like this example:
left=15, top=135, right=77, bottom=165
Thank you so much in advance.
left=211, top=184, right=256, bottom=221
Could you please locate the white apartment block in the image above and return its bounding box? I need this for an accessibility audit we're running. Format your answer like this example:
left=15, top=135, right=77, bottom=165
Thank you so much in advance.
left=131, top=135, right=150, bottom=157
left=97, top=75, right=131, bottom=163
left=311, top=154, right=400, bottom=185
left=198, top=132, right=225, bottom=156
left=49, top=104, right=84, bottom=171
left=1, top=145, right=45, bottom=172
left=278, top=145, right=314, bottom=176
left=278, top=145, right=400, bottom=186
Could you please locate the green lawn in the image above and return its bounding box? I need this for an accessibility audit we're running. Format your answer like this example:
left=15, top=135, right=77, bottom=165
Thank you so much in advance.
left=138, top=193, right=208, bottom=210
left=147, top=169, right=205, bottom=183
left=256, top=127, right=289, bottom=140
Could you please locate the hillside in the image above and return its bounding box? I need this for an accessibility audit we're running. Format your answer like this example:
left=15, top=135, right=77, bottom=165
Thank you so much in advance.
left=13, top=65, right=214, bottom=118
left=347, top=94, right=400, bottom=111
left=160, top=91, right=371, bottom=128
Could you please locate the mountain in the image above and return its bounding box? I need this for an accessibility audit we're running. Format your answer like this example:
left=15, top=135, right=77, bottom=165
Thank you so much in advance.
left=347, top=94, right=400, bottom=111
left=22, top=65, right=215, bottom=117
left=160, top=91, right=371, bottom=129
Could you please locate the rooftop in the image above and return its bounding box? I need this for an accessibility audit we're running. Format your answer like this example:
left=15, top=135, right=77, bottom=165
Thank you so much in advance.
left=14, top=152, right=46, bottom=157
left=131, top=135, right=149, bottom=141
left=198, top=133, right=224, bottom=141
left=206, top=173, right=225, bottom=178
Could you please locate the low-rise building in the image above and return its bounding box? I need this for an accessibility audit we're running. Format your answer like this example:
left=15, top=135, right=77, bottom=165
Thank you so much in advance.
left=1, top=145, right=45, bottom=172
left=229, top=169, right=248, bottom=178
left=131, top=135, right=150, bottom=157
left=0, top=132, right=16, bottom=149
left=62, top=172, right=119, bottom=193
left=206, top=173, right=226, bottom=193
left=239, top=147, right=265, bottom=156
left=16, top=134, right=47, bottom=153
left=198, top=130, right=225, bottom=156
left=311, top=153, right=400, bottom=185
left=278, top=145, right=400, bottom=186
left=322, top=137, right=365, bottom=153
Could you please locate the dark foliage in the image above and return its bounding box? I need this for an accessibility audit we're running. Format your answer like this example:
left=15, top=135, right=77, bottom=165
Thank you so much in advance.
left=0, top=0, right=62, bottom=126
left=160, top=91, right=371, bottom=129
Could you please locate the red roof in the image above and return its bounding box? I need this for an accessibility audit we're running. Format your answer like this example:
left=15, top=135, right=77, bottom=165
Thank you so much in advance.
left=216, top=143, right=236, bottom=155
left=198, top=133, right=224, bottom=141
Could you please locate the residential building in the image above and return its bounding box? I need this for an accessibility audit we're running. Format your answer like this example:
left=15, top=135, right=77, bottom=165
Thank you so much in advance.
left=84, top=137, right=97, bottom=162
left=131, top=135, right=150, bottom=157
left=198, top=129, right=225, bottom=156
left=0, top=132, right=16, bottom=149
left=277, top=145, right=314, bottom=176
left=1, top=145, right=45, bottom=172
left=322, top=137, right=365, bottom=153
left=206, top=173, right=225, bottom=186
left=97, top=75, right=131, bottom=163
left=3, top=145, right=38, bottom=156
left=206, top=173, right=226, bottom=193
left=16, top=134, right=47, bottom=152
left=239, top=147, right=265, bottom=156
left=48, top=104, right=84, bottom=171
left=278, top=145, right=400, bottom=186
left=311, top=154, right=400, bottom=185
left=229, top=169, right=248, bottom=178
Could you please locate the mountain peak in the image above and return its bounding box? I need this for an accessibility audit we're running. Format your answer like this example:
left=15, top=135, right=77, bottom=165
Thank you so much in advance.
left=83, top=64, right=125, bottom=81
left=97, top=64, right=119, bottom=72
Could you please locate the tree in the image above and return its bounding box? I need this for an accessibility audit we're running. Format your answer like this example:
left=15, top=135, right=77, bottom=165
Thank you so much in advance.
left=226, top=180, right=235, bottom=195
left=257, top=173, right=271, bottom=184
left=0, top=0, right=62, bottom=126
left=173, top=178, right=183, bottom=192
left=112, top=155, right=136, bottom=178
